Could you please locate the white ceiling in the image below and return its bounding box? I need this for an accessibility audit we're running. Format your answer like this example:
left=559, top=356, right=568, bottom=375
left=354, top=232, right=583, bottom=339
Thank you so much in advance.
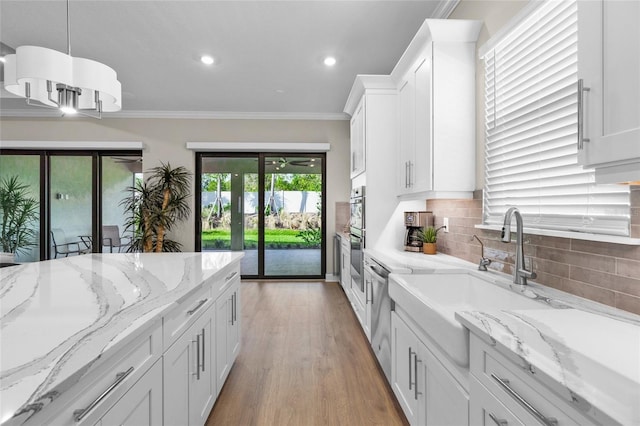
left=0, top=0, right=455, bottom=119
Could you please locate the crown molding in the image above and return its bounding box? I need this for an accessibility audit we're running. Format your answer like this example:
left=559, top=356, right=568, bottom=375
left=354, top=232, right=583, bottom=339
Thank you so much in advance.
left=431, top=0, right=460, bottom=19
left=0, top=108, right=351, bottom=121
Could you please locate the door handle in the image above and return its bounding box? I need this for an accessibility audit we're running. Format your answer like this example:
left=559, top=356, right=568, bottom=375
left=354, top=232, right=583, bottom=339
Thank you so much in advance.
left=577, top=78, right=590, bottom=150
left=201, top=328, right=206, bottom=373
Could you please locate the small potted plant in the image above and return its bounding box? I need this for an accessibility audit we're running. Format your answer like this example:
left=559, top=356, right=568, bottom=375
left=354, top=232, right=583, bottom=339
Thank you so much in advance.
left=0, top=176, right=39, bottom=263
left=418, top=225, right=445, bottom=255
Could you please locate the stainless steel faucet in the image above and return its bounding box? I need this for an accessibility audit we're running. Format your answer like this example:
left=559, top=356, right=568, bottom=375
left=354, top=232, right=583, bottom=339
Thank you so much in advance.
left=472, top=235, right=491, bottom=271
left=501, top=207, right=536, bottom=285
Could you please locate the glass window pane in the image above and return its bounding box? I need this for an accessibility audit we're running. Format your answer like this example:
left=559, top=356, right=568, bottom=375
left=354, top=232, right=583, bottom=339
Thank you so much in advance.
left=50, top=156, right=92, bottom=259
left=0, top=154, right=41, bottom=262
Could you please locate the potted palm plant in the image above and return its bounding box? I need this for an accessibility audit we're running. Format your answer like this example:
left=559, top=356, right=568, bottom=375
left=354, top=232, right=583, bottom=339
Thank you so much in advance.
left=0, top=176, right=39, bottom=263
left=418, top=225, right=445, bottom=255
left=121, top=163, right=191, bottom=253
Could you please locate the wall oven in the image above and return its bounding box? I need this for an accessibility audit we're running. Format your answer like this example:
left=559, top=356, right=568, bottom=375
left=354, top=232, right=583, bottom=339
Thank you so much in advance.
left=350, top=186, right=365, bottom=292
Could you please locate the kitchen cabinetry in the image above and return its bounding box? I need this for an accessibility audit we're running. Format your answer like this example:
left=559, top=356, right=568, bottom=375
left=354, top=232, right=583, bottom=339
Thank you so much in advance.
left=339, top=235, right=351, bottom=292
left=163, top=303, right=216, bottom=426
left=350, top=98, right=366, bottom=178
left=577, top=0, right=640, bottom=183
left=216, top=275, right=241, bottom=394
left=395, top=19, right=481, bottom=198
left=469, top=334, right=596, bottom=426
left=96, top=359, right=163, bottom=426
left=391, top=311, right=468, bottom=425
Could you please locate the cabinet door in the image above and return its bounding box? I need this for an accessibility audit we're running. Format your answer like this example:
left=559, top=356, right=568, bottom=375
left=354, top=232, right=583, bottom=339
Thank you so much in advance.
left=164, top=307, right=215, bottom=426
left=398, top=75, right=415, bottom=193
left=578, top=0, right=640, bottom=170
left=228, top=281, right=241, bottom=365
left=470, top=375, right=525, bottom=426
left=391, top=312, right=420, bottom=424
left=190, top=305, right=216, bottom=426
left=362, top=267, right=373, bottom=341
left=216, top=288, right=232, bottom=395
left=96, top=360, right=163, bottom=426
left=163, top=333, right=191, bottom=426
left=340, top=241, right=351, bottom=291
left=420, top=344, right=468, bottom=426
left=412, top=49, right=433, bottom=193
left=350, top=98, right=366, bottom=178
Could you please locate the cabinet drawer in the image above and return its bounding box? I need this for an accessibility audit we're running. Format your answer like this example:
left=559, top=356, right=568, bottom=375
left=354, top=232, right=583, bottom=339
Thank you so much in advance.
left=470, top=375, right=525, bottom=426
left=163, top=285, right=213, bottom=350
left=45, top=324, right=162, bottom=426
left=214, top=262, right=240, bottom=296
left=471, top=337, right=582, bottom=426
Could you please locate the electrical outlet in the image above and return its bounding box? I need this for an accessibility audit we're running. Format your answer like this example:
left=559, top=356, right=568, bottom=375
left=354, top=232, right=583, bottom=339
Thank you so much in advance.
left=443, top=217, right=449, bottom=233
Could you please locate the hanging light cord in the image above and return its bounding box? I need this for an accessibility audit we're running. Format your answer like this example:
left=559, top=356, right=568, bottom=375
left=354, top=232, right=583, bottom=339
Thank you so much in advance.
left=66, top=0, right=71, bottom=56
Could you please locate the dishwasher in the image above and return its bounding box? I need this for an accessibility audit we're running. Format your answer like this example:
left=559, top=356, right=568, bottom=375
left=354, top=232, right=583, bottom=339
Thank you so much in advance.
left=363, top=256, right=393, bottom=383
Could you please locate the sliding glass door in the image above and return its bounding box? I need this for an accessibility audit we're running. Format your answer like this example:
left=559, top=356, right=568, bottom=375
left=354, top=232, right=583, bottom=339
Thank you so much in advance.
left=197, top=153, right=325, bottom=279
left=0, top=150, right=142, bottom=261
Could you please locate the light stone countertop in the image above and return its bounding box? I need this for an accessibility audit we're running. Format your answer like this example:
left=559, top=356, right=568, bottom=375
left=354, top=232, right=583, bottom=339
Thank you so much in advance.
left=367, top=247, right=640, bottom=426
left=0, top=252, right=244, bottom=425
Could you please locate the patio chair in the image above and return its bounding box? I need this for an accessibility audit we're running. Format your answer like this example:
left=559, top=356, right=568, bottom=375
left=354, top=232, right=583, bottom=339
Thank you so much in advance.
left=50, top=228, right=92, bottom=258
left=102, top=225, right=131, bottom=253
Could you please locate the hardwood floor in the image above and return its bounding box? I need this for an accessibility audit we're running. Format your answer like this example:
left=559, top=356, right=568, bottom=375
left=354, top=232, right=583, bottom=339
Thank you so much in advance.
left=207, top=281, right=408, bottom=426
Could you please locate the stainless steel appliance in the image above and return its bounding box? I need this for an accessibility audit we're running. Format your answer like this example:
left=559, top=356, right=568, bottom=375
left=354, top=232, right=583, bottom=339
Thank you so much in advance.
left=350, top=186, right=365, bottom=292
left=364, top=256, right=392, bottom=383
left=404, top=211, right=433, bottom=252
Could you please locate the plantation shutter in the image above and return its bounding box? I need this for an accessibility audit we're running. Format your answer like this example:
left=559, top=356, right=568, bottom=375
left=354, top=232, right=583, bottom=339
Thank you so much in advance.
left=482, top=0, right=630, bottom=236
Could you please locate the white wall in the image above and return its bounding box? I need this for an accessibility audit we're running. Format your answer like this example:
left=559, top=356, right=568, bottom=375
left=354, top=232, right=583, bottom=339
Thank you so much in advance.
left=0, top=117, right=351, bottom=270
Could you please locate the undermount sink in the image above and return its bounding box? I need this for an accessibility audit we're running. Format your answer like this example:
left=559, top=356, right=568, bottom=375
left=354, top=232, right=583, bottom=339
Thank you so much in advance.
left=388, top=272, right=552, bottom=367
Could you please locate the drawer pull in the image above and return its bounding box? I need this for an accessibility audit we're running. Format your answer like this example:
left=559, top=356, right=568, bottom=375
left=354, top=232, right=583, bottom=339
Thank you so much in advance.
left=226, top=271, right=238, bottom=282
left=73, top=366, right=134, bottom=422
left=187, top=298, right=208, bottom=316
left=489, top=412, right=508, bottom=426
left=491, top=374, right=558, bottom=426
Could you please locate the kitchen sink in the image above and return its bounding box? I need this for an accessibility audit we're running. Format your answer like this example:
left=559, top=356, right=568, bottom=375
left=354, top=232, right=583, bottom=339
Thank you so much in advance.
left=388, top=272, right=552, bottom=367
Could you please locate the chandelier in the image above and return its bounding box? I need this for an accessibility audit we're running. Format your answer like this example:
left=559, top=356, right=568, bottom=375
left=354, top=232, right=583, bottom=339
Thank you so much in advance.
left=3, top=0, right=121, bottom=118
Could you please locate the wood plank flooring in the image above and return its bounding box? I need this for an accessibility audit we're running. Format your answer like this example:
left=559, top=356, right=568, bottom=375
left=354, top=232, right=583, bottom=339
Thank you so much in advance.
left=207, top=281, right=408, bottom=426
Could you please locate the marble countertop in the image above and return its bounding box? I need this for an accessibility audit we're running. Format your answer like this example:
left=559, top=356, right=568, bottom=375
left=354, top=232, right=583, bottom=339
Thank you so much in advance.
left=367, top=248, right=640, bottom=425
left=0, top=252, right=243, bottom=425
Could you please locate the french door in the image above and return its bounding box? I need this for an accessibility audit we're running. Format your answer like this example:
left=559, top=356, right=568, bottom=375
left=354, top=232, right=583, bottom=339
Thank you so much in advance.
left=196, top=153, right=326, bottom=279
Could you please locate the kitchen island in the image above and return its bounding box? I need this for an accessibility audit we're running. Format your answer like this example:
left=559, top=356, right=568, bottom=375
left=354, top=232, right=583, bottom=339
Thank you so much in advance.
left=0, top=252, right=243, bottom=426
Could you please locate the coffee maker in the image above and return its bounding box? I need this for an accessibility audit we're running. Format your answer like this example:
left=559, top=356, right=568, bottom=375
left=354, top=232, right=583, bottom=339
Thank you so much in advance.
left=404, top=211, right=434, bottom=252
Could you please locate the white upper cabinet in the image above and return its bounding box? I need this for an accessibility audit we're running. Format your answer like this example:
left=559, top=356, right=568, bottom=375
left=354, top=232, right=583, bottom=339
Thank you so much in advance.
left=394, top=19, right=482, bottom=198
left=350, top=98, right=366, bottom=178
left=577, top=0, right=640, bottom=183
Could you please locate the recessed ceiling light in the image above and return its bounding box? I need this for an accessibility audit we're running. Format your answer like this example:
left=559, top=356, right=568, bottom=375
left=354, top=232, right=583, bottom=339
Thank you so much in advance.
left=200, top=55, right=214, bottom=65
left=324, top=56, right=336, bottom=67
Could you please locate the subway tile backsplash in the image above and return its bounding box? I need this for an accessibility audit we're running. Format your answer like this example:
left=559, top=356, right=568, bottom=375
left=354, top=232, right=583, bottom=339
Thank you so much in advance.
left=427, top=186, right=640, bottom=315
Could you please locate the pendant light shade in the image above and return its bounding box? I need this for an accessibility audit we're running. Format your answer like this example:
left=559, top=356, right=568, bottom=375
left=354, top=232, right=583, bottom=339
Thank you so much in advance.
left=2, top=2, right=122, bottom=117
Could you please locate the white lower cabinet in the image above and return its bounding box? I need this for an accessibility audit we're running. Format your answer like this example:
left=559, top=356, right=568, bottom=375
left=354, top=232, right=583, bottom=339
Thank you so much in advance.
left=216, top=275, right=241, bottom=394
left=391, top=312, right=468, bottom=425
left=163, top=303, right=216, bottom=426
left=469, top=334, right=595, bottom=426
left=339, top=237, right=351, bottom=292
left=95, top=359, right=163, bottom=426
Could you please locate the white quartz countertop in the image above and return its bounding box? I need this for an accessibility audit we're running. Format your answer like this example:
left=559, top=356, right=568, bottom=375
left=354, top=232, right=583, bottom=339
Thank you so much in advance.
left=0, top=252, right=243, bottom=425
left=369, top=248, right=640, bottom=426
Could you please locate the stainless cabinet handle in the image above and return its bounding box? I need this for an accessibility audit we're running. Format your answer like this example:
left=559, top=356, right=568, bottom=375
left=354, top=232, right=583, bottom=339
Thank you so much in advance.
left=73, top=367, right=134, bottom=422
left=414, top=356, right=422, bottom=400
left=408, top=347, right=413, bottom=391
left=193, top=335, right=201, bottom=380
left=225, top=271, right=238, bottom=282
left=201, top=328, right=206, bottom=373
left=489, top=412, right=508, bottom=426
left=491, top=374, right=558, bottom=426
left=187, top=298, right=208, bottom=316
left=577, top=78, right=590, bottom=150
left=408, top=161, right=413, bottom=187
left=234, top=292, right=238, bottom=323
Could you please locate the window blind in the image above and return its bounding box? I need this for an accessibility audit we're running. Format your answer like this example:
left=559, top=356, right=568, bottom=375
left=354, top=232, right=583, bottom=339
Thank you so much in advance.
left=482, top=0, right=630, bottom=236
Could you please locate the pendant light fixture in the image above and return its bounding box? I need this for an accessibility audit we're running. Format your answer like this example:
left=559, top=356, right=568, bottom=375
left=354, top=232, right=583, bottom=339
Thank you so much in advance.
left=3, top=0, right=121, bottom=118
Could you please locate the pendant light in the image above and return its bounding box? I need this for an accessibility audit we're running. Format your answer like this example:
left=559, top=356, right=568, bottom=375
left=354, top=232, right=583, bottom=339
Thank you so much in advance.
left=3, top=0, right=121, bottom=118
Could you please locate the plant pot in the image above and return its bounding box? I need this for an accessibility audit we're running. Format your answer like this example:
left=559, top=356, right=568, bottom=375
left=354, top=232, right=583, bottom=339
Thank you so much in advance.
left=422, top=243, right=437, bottom=255
left=0, top=252, right=16, bottom=263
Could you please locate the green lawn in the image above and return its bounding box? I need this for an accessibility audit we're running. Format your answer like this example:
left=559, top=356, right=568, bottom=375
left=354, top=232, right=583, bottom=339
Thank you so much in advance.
left=202, top=228, right=319, bottom=249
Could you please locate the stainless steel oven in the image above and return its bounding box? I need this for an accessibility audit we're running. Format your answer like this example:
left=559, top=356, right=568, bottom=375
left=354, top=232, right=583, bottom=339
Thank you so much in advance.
left=350, top=186, right=365, bottom=292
